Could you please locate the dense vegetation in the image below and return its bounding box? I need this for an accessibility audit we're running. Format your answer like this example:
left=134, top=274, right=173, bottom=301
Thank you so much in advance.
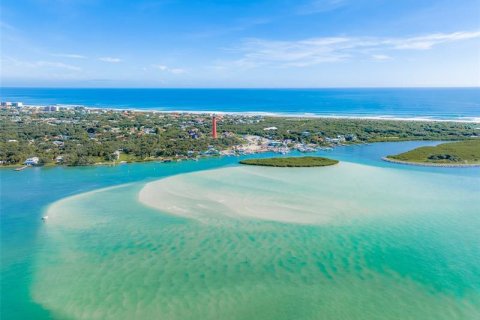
left=223, top=116, right=478, bottom=143
left=1, top=106, right=479, bottom=167
left=0, top=108, right=240, bottom=166
left=240, top=156, right=339, bottom=167
left=386, top=140, right=480, bottom=165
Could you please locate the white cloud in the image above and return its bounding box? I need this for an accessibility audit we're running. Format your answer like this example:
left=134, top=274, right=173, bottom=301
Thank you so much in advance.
left=153, top=64, right=168, bottom=71
left=230, top=30, right=480, bottom=68
left=53, top=53, right=87, bottom=59
left=152, top=64, right=186, bottom=74
left=372, top=54, right=392, bottom=60
left=99, top=57, right=122, bottom=63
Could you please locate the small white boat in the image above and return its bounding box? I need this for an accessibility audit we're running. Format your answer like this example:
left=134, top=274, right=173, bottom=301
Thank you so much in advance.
left=41, top=216, right=48, bottom=221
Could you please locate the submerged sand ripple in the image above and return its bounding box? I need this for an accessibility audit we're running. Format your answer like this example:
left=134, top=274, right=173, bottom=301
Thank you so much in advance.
left=31, top=163, right=480, bottom=319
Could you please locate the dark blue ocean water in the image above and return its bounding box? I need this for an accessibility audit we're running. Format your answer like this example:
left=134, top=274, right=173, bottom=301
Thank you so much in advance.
left=1, top=87, right=479, bottom=120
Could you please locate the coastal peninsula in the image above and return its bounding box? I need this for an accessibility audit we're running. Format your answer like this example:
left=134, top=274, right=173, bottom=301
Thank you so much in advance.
left=1, top=105, right=479, bottom=168
left=384, top=140, right=480, bottom=167
left=240, top=156, right=338, bottom=167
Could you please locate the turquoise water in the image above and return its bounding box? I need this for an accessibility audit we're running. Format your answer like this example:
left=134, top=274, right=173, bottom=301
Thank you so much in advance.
left=2, top=88, right=480, bottom=120
left=1, top=141, right=480, bottom=319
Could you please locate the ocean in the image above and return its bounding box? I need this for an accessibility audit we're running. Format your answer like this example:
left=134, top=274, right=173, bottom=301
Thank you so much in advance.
left=1, top=142, right=480, bottom=319
left=1, top=87, right=479, bottom=120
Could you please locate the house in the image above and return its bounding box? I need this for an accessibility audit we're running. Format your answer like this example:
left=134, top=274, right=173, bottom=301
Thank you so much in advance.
left=203, top=146, right=219, bottom=155
left=263, top=127, right=278, bottom=131
left=268, top=141, right=283, bottom=147
left=24, top=157, right=39, bottom=166
left=325, top=137, right=340, bottom=144
left=113, top=150, right=121, bottom=160
left=143, top=128, right=156, bottom=134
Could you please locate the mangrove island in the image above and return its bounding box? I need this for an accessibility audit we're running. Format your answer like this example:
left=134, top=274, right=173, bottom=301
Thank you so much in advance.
left=384, top=140, right=480, bottom=167
left=240, top=156, right=339, bottom=167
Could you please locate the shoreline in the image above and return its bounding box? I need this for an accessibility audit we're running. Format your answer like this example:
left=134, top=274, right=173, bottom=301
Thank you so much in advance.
left=382, top=157, right=480, bottom=168
left=19, top=103, right=480, bottom=123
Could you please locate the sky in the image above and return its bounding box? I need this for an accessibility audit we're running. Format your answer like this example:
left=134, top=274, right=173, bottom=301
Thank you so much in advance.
left=1, top=0, right=479, bottom=88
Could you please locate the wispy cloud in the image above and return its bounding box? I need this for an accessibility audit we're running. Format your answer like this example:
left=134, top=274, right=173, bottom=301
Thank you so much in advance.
left=230, top=31, right=480, bottom=68
left=386, top=31, right=480, bottom=50
left=36, top=61, right=82, bottom=71
left=152, top=64, right=186, bottom=74
left=99, top=57, right=122, bottom=63
left=230, top=37, right=350, bottom=68
left=0, top=20, right=17, bottom=31
left=3, top=57, right=82, bottom=71
left=53, top=53, right=87, bottom=59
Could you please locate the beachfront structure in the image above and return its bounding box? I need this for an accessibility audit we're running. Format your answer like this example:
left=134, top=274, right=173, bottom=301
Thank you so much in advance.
left=24, top=157, right=39, bottom=166
left=1, top=102, right=13, bottom=107
left=12, top=102, right=23, bottom=107
left=212, top=115, right=217, bottom=139
left=44, top=106, right=60, bottom=112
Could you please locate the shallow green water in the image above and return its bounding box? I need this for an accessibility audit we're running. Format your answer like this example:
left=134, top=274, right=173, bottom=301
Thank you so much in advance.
left=32, top=162, right=480, bottom=319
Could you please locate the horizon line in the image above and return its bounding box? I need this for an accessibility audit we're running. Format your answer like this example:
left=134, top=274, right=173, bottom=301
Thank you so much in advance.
left=2, top=86, right=479, bottom=90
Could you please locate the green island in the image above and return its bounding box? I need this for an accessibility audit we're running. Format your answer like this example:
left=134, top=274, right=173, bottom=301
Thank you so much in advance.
left=240, top=156, right=339, bottom=167
left=385, top=140, right=480, bottom=166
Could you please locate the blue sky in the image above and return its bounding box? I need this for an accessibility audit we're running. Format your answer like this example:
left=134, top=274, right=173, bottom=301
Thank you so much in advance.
left=1, top=0, right=479, bottom=87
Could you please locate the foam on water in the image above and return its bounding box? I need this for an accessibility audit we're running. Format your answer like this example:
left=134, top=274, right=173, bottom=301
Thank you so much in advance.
left=32, top=163, right=480, bottom=319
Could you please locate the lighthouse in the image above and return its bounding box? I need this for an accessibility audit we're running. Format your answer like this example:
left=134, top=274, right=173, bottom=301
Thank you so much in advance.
left=212, top=115, right=217, bottom=139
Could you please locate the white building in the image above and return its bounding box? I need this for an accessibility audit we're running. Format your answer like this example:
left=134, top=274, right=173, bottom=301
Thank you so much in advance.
left=1, top=102, right=12, bottom=107
left=12, top=102, right=23, bottom=107
left=24, top=157, right=39, bottom=166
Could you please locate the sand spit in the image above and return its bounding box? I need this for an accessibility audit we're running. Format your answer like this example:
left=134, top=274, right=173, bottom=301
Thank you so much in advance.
left=138, top=162, right=475, bottom=225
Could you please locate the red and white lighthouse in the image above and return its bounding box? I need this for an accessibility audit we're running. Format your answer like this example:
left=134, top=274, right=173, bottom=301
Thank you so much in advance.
left=212, top=115, right=217, bottom=139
